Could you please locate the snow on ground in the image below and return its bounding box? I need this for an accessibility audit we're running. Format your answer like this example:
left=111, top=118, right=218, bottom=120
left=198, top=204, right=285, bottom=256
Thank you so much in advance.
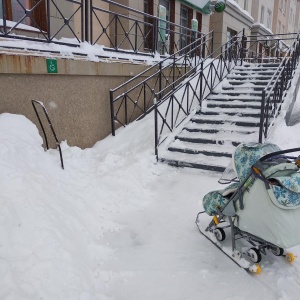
left=1, top=71, right=300, bottom=299
left=1, top=110, right=300, bottom=299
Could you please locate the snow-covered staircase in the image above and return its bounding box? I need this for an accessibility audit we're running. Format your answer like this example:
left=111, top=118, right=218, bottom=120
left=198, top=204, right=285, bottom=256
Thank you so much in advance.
left=159, top=63, right=280, bottom=172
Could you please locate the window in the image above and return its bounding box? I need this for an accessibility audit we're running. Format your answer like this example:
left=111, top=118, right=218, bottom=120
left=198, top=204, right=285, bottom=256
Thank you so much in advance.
left=227, top=27, right=237, bottom=42
left=180, top=5, right=189, bottom=49
left=180, top=4, right=192, bottom=51
left=144, top=0, right=154, bottom=49
left=159, top=0, right=170, bottom=24
left=196, top=11, right=202, bottom=32
left=267, top=9, right=272, bottom=29
left=260, top=6, right=265, bottom=23
left=278, top=21, right=281, bottom=33
left=1, top=0, right=47, bottom=31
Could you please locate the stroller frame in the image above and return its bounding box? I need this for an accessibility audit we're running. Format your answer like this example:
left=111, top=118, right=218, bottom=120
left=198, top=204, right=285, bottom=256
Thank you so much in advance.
left=196, top=147, right=300, bottom=273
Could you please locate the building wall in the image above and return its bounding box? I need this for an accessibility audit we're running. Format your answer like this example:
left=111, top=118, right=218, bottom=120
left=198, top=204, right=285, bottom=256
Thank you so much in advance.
left=251, top=0, right=274, bottom=30
left=295, top=0, right=300, bottom=32
left=0, top=54, right=159, bottom=149
left=210, top=1, right=253, bottom=53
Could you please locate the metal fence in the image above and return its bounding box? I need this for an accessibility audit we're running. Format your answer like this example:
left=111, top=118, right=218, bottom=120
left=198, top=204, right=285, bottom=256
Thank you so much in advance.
left=154, top=30, right=245, bottom=158
left=109, top=30, right=213, bottom=136
left=0, top=0, right=204, bottom=56
left=0, top=0, right=85, bottom=46
left=258, top=34, right=300, bottom=142
left=154, top=31, right=300, bottom=158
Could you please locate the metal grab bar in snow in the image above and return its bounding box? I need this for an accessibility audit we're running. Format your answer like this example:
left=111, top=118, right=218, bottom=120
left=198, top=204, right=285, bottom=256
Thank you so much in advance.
left=31, top=100, right=64, bottom=170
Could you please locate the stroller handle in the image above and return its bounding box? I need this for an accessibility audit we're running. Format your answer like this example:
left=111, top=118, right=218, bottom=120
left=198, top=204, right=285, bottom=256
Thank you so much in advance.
left=259, top=147, right=300, bottom=164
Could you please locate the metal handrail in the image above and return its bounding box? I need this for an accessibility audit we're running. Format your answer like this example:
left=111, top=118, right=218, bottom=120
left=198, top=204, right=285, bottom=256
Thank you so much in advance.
left=109, top=30, right=213, bottom=135
left=154, top=30, right=246, bottom=158
left=31, top=100, right=64, bottom=169
left=259, top=35, right=300, bottom=142
left=153, top=31, right=300, bottom=158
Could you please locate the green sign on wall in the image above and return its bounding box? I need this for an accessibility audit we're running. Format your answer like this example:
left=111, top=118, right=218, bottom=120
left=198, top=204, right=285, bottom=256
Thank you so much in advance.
left=46, top=58, right=58, bottom=74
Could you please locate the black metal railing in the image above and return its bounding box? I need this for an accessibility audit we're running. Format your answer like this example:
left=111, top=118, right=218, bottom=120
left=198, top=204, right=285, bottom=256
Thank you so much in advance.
left=0, top=0, right=204, bottom=57
left=154, top=31, right=300, bottom=158
left=242, top=33, right=299, bottom=64
left=109, top=30, right=213, bottom=135
left=154, top=30, right=246, bottom=158
left=258, top=34, right=300, bottom=142
left=0, top=0, right=85, bottom=46
left=31, top=100, right=64, bottom=169
left=91, top=0, right=204, bottom=56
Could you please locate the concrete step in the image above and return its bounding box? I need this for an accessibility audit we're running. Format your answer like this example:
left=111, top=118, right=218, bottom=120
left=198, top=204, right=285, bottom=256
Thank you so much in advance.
left=206, top=101, right=261, bottom=109
left=176, top=129, right=257, bottom=145
left=199, top=110, right=261, bottom=118
left=222, top=86, right=265, bottom=91
left=183, top=122, right=259, bottom=133
left=159, top=151, right=232, bottom=173
left=158, top=62, right=281, bottom=173
left=227, top=80, right=273, bottom=86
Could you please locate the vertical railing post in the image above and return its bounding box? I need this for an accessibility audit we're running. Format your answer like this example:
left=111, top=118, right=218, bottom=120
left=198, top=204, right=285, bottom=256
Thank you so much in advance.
left=173, top=54, right=175, bottom=89
left=134, top=21, right=138, bottom=52
left=199, top=59, right=204, bottom=102
left=110, top=90, right=116, bottom=136
left=152, top=17, right=158, bottom=55
left=85, top=0, right=89, bottom=42
left=210, top=31, right=214, bottom=55
left=2, top=0, right=7, bottom=35
left=240, top=28, right=245, bottom=66
left=143, top=82, right=146, bottom=112
left=258, top=90, right=266, bottom=143
left=124, top=94, right=128, bottom=124
left=202, top=34, right=206, bottom=59
left=47, top=0, right=51, bottom=41
left=159, top=61, right=162, bottom=93
left=154, top=97, right=158, bottom=160
left=114, top=15, right=118, bottom=50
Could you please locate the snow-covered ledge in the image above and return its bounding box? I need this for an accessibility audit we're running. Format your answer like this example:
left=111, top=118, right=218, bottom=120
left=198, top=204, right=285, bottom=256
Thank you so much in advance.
left=210, top=0, right=254, bottom=51
left=223, top=0, right=254, bottom=29
left=251, top=23, right=274, bottom=36
left=0, top=18, right=42, bottom=33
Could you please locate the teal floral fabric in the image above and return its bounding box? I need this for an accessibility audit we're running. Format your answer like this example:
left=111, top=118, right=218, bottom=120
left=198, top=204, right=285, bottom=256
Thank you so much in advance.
left=233, top=143, right=281, bottom=182
left=203, top=191, right=228, bottom=216
left=271, top=172, right=300, bottom=207
left=203, top=182, right=240, bottom=215
left=272, top=185, right=300, bottom=207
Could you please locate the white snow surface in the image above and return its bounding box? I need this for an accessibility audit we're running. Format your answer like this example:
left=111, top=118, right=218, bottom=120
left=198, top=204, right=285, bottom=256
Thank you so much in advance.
left=2, top=69, right=300, bottom=299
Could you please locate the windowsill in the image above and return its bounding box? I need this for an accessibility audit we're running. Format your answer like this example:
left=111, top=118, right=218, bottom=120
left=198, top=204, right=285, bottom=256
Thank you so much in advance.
left=0, top=19, right=44, bottom=33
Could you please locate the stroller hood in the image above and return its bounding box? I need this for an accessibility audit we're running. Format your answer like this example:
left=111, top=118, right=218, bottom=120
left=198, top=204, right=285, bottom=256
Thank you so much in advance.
left=233, top=143, right=281, bottom=181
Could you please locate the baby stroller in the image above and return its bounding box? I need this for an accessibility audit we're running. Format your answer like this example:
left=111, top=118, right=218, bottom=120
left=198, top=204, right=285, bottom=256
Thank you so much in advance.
left=195, top=143, right=300, bottom=274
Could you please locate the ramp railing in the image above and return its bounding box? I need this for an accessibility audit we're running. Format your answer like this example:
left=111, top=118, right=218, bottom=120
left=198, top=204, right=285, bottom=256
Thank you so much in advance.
left=154, top=30, right=246, bottom=158
left=109, top=30, right=213, bottom=135
left=31, top=100, right=64, bottom=169
left=1, top=0, right=205, bottom=57
left=258, top=34, right=300, bottom=142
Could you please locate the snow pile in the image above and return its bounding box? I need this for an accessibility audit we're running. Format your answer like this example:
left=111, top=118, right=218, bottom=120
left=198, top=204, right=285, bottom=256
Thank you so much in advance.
left=0, top=112, right=157, bottom=299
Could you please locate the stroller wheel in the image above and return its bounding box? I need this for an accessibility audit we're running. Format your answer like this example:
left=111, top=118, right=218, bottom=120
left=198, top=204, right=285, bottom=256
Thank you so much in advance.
left=285, top=252, right=296, bottom=263
left=247, top=248, right=262, bottom=263
left=214, top=228, right=226, bottom=241
left=271, top=247, right=284, bottom=256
